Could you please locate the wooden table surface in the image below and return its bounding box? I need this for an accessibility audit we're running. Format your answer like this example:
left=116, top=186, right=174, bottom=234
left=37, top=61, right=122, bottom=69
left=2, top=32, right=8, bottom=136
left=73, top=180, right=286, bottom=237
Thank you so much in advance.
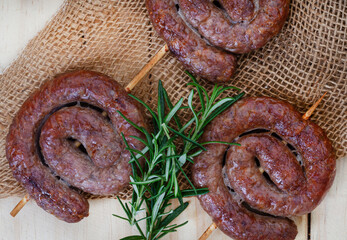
left=0, top=1, right=346, bottom=240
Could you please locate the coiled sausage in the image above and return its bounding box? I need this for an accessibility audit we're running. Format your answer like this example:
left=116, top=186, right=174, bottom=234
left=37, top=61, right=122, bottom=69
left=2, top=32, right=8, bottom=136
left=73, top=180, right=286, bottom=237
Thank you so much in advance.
left=146, top=0, right=289, bottom=82
left=6, top=70, right=147, bottom=222
left=192, top=97, right=336, bottom=240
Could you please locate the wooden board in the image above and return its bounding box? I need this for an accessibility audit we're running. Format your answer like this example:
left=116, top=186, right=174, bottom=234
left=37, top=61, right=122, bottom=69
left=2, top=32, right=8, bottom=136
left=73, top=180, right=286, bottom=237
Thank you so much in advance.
left=0, top=0, right=64, bottom=73
left=0, top=1, right=345, bottom=240
left=0, top=196, right=311, bottom=240
left=0, top=158, right=345, bottom=240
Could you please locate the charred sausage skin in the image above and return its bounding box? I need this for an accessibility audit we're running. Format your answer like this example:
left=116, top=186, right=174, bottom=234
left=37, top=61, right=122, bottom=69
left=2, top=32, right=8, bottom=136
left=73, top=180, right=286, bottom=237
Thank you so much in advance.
left=6, top=70, right=147, bottom=222
left=192, top=97, right=336, bottom=240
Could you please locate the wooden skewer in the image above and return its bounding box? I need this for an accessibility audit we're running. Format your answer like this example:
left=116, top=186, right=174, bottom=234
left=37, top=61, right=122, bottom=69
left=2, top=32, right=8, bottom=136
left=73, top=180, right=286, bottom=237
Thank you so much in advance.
left=302, top=92, right=327, bottom=120
left=258, top=166, right=265, bottom=174
left=125, top=44, right=169, bottom=92
left=10, top=44, right=169, bottom=218
left=10, top=194, right=30, bottom=217
left=74, top=141, right=82, bottom=148
left=198, top=93, right=327, bottom=240
left=199, top=222, right=218, bottom=240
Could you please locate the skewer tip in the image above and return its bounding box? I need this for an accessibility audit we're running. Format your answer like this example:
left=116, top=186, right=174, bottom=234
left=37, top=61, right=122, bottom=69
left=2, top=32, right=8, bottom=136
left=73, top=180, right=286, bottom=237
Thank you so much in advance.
left=199, top=222, right=217, bottom=240
left=10, top=194, right=30, bottom=217
left=74, top=141, right=82, bottom=148
left=302, top=92, right=327, bottom=120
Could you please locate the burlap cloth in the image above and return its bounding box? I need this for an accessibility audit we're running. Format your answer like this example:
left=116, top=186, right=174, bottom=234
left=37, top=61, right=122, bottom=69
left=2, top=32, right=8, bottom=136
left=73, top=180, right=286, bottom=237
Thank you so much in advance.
left=0, top=0, right=346, bottom=199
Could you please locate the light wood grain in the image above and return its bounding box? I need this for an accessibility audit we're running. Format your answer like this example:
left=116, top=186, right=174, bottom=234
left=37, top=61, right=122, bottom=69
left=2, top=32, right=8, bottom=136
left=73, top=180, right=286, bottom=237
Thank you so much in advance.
left=0, top=0, right=64, bottom=73
left=311, top=157, right=347, bottom=240
left=0, top=197, right=144, bottom=240
left=0, top=1, right=346, bottom=240
left=0, top=191, right=336, bottom=240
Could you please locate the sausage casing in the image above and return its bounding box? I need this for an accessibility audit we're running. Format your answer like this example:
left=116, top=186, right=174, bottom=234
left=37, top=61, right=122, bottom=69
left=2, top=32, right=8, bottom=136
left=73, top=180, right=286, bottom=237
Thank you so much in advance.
left=192, top=97, right=336, bottom=240
left=6, top=70, right=147, bottom=222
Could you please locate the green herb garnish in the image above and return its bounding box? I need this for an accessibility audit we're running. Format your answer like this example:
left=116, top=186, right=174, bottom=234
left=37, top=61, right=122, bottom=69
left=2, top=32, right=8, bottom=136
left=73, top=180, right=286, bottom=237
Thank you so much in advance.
left=114, top=73, right=244, bottom=240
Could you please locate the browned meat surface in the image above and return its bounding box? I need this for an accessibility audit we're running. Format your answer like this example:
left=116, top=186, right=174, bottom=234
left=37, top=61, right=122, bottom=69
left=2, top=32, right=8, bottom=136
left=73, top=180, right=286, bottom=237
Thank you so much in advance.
left=6, top=70, right=147, bottom=223
left=146, top=0, right=289, bottom=82
left=192, top=97, right=336, bottom=240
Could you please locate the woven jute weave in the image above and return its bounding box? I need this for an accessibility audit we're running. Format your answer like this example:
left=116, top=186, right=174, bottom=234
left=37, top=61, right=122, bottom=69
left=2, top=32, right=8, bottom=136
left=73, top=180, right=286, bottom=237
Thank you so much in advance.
left=0, top=0, right=346, bottom=199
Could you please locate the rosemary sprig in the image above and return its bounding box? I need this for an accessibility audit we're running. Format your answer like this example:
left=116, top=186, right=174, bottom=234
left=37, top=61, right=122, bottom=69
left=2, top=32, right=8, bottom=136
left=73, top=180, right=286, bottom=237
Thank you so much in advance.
left=114, top=72, right=244, bottom=240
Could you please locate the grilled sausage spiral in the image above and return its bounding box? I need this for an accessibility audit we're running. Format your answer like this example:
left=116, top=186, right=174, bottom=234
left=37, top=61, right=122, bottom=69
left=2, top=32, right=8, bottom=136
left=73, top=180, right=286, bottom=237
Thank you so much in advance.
left=6, top=70, right=147, bottom=222
left=146, top=0, right=289, bottom=82
left=192, top=97, right=336, bottom=240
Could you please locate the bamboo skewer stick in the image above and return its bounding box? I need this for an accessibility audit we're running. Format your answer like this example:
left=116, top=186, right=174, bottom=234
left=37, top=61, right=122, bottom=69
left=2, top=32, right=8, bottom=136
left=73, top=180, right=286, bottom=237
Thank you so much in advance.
left=125, top=44, right=169, bottom=92
left=198, top=93, right=327, bottom=240
left=10, top=44, right=169, bottom=218
left=10, top=194, right=30, bottom=217
left=302, top=92, right=327, bottom=120
left=199, top=222, right=218, bottom=240
left=74, top=141, right=82, bottom=148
